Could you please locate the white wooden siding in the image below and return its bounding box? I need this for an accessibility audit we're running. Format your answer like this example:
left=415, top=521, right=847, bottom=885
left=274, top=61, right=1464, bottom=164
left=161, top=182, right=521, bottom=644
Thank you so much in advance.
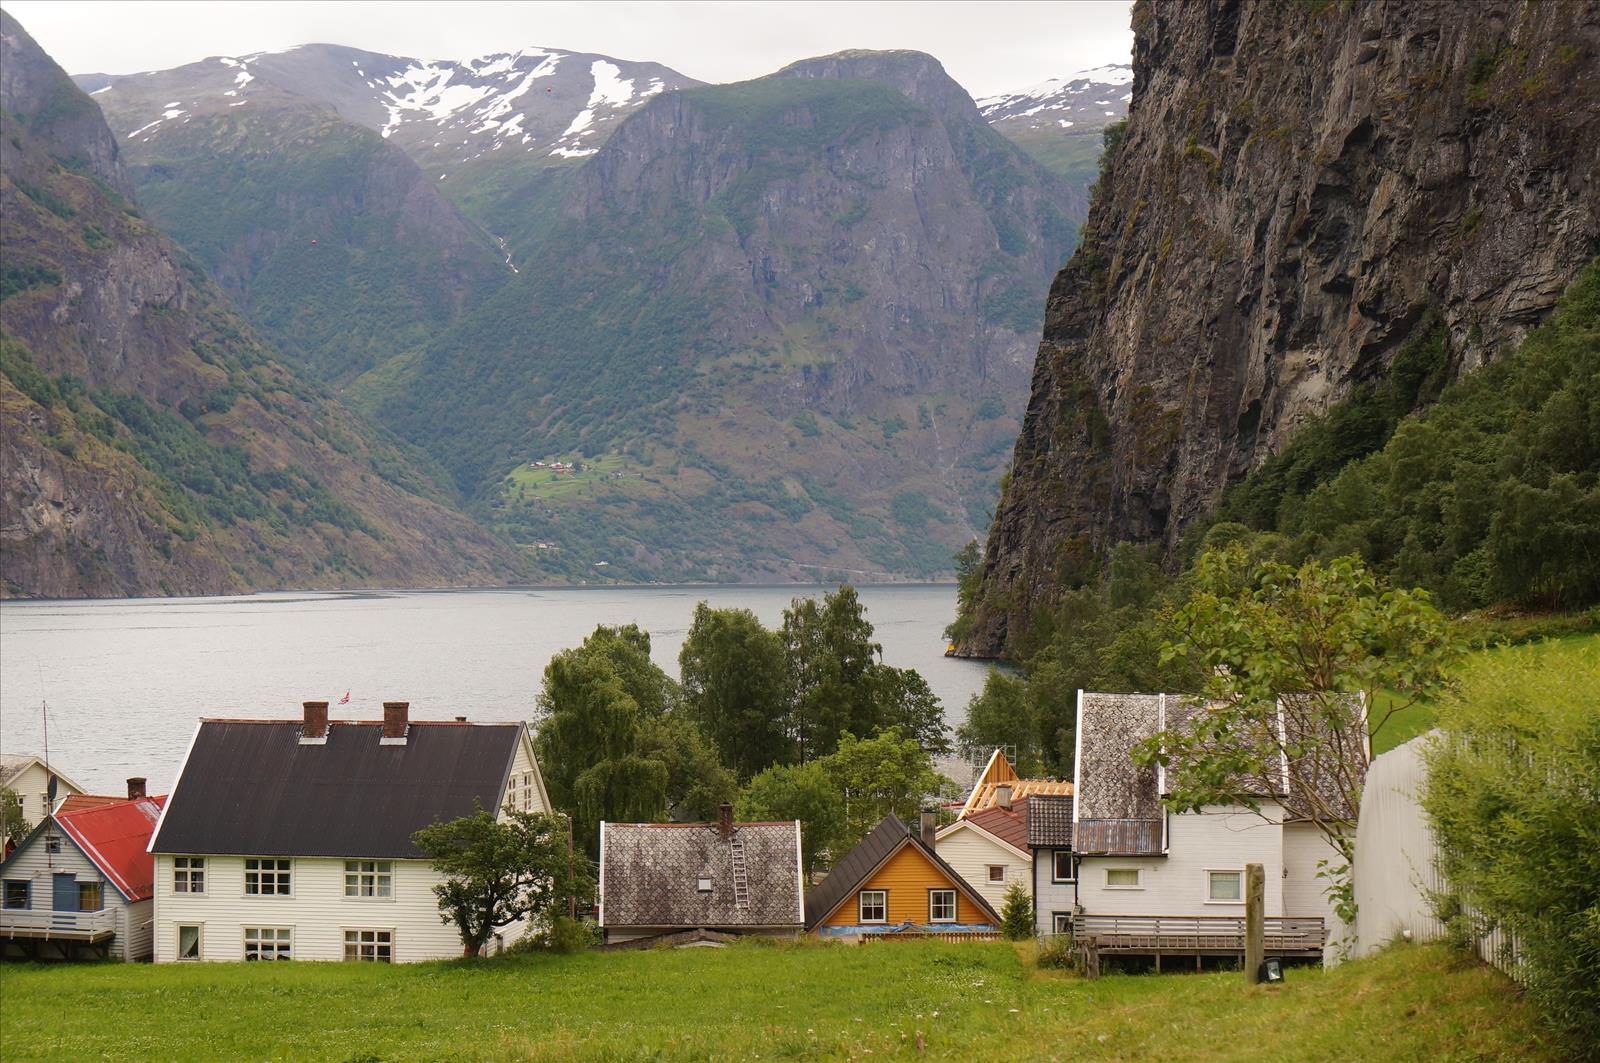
left=153, top=855, right=489, bottom=963
left=5, top=763, right=84, bottom=826
left=0, top=829, right=136, bottom=958
left=933, top=825, right=1029, bottom=911
left=123, top=898, right=154, bottom=960
left=1075, top=804, right=1286, bottom=918
left=1033, top=850, right=1076, bottom=936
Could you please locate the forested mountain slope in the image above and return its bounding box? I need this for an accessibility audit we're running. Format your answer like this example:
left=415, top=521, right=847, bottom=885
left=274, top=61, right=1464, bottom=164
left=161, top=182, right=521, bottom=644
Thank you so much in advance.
left=0, top=11, right=524, bottom=597
left=962, top=0, right=1600, bottom=656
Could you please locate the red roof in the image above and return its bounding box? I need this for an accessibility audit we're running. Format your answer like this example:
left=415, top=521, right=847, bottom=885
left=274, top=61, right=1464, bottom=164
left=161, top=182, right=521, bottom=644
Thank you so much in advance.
left=57, top=794, right=130, bottom=814
left=964, top=796, right=1031, bottom=853
left=54, top=795, right=167, bottom=902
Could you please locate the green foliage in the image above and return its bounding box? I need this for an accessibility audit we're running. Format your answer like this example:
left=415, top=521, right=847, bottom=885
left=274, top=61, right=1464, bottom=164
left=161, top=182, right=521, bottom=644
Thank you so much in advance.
left=1422, top=643, right=1600, bottom=1050
left=679, top=604, right=789, bottom=779
left=0, top=261, right=62, bottom=300
left=955, top=669, right=1034, bottom=771
left=999, top=881, right=1034, bottom=941
left=1139, top=549, right=1460, bottom=862
left=411, top=806, right=588, bottom=957
left=888, top=490, right=944, bottom=529
left=738, top=759, right=842, bottom=876
left=1034, top=932, right=1079, bottom=970
left=13, top=176, right=76, bottom=219
left=526, top=915, right=601, bottom=954
left=944, top=539, right=983, bottom=644
left=638, top=713, right=738, bottom=823
left=0, top=786, right=26, bottom=847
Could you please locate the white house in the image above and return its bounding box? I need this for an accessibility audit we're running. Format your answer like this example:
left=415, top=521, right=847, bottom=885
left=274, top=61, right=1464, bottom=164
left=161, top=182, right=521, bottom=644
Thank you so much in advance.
left=149, top=700, right=550, bottom=963
left=1026, top=793, right=1076, bottom=936
left=0, top=780, right=164, bottom=960
left=934, top=796, right=1031, bottom=912
left=1068, top=692, right=1353, bottom=962
left=1, top=753, right=87, bottom=828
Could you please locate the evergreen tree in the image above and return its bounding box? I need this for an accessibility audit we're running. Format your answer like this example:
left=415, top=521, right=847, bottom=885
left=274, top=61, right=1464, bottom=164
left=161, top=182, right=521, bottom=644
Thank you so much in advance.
left=999, top=881, right=1034, bottom=941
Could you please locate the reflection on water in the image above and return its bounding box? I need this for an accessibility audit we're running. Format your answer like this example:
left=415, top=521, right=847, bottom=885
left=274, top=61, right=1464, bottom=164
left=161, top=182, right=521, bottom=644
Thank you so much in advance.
left=0, top=585, right=989, bottom=794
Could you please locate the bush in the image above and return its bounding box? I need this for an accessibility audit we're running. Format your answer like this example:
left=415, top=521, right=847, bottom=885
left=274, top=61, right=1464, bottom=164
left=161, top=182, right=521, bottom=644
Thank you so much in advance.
left=515, top=916, right=599, bottom=954
left=1421, top=641, right=1600, bottom=1049
left=1035, top=933, right=1079, bottom=971
left=999, top=882, right=1034, bottom=941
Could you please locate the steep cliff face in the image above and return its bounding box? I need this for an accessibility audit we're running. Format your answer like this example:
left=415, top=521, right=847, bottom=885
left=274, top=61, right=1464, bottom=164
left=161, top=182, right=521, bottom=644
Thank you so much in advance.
left=0, top=12, right=524, bottom=597
left=373, top=53, right=1079, bottom=582
left=964, top=0, right=1600, bottom=656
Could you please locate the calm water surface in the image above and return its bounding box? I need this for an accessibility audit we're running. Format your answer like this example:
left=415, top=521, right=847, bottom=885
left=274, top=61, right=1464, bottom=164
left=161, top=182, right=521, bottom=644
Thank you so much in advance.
left=0, top=585, right=991, bottom=794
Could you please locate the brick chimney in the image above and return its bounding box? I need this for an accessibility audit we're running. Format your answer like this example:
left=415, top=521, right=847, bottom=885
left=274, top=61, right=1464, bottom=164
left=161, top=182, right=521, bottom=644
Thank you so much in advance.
left=717, top=802, right=733, bottom=840
left=300, top=701, right=329, bottom=745
left=920, top=810, right=937, bottom=846
left=996, top=784, right=1013, bottom=810
left=126, top=777, right=147, bottom=800
left=381, top=701, right=410, bottom=745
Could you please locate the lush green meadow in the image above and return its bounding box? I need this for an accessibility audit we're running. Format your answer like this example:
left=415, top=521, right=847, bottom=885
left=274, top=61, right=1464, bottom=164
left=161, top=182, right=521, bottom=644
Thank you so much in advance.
left=0, top=940, right=1559, bottom=1062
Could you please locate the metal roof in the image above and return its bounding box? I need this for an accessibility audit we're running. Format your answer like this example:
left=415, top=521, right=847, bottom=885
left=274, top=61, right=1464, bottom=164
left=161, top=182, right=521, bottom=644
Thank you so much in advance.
left=600, top=821, right=803, bottom=929
left=55, top=796, right=167, bottom=901
left=151, top=720, right=523, bottom=859
left=803, top=814, right=1001, bottom=931
left=1073, top=818, right=1164, bottom=856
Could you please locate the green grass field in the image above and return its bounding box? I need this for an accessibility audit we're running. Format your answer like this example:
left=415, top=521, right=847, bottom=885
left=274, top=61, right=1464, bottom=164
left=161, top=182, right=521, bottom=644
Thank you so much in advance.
left=1370, top=631, right=1598, bottom=754
left=0, top=940, right=1560, bottom=1062
left=504, top=454, right=634, bottom=500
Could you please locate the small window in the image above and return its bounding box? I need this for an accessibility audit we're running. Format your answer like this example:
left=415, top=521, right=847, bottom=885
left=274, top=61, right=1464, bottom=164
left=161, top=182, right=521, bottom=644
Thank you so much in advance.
left=1052, top=850, right=1074, bottom=883
left=344, top=929, right=393, bottom=962
left=1207, top=870, right=1243, bottom=902
left=177, top=924, right=202, bottom=960
left=174, top=857, right=205, bottom=894
left=2, top=880, right=29, bottom=909
left=1105, top=868, right=1142, bottom=889
left=244, top=858, right=291, bottom=896
left=858, top=890, right=887, bottom=923
left=929, top=889, right=957, bottom=923
left=45, top=834, right=62, bottom=855
left=77, top=882, right=103, bottom=911
left=344, top=860, right=392, bottom=898
left=696, top=877, right=713, bottom=893
left=987, top=865, right=1005, bottom=883
left=244, top=927, right=293, bottom=960
left=1052, top=912, right=1072, bottom=935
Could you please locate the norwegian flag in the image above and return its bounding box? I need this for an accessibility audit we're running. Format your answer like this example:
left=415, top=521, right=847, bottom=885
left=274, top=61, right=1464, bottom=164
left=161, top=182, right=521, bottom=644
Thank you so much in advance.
left=338, top=691, right=350, bottom=705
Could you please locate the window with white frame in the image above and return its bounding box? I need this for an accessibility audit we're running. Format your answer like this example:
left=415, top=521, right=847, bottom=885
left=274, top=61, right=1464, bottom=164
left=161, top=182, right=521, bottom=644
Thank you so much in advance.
left=522, top=771, right=535, bottom=811
left=1206, top=870, right=1243, bottom=902
left=344, top=860, right=393, bottom=898
left=244, top=927, right=293, bottom=960
left=858, top=890, right=887, bottom=923
left=987, top=865, right=1005, bottom=883
left=344, top=928, right=393, bottom=962
left=173, top=857, right=205, bottom=894
left=928, top=889, right=957, bottom=922
left=1105, top=867, right=1142, bottom=889
left=177, top=924, right=202, bottom=960
left=1052, top=850, right=1074, bottom=882
left=1052, top=912, right=1072, bottom=935
left=244, top=858, right=291, bottom=895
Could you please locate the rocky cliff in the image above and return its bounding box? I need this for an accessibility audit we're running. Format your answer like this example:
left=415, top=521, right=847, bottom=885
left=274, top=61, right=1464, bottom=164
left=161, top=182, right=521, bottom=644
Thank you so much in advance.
left=0, top=11, right=525, bottom=597
left=963, top=0, right=1600, bottom=656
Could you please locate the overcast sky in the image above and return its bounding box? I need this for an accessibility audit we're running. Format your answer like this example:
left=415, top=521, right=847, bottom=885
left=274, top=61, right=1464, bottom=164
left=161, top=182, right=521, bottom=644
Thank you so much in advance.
left=7, top=0, right=1133, bottom=98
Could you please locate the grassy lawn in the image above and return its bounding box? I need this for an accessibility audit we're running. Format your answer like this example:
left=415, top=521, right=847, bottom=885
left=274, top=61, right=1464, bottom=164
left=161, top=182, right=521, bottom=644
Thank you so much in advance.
left=504, top=454, right=634, bottom=500
left=1370, top=630, right=1598, bottom=755
left=0, top=940, right=1560, bottom=1062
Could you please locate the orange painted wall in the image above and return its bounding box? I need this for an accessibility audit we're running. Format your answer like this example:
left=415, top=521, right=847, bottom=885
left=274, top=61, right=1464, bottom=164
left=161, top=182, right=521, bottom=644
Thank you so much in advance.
left=822, top=842, right=986, bottom=926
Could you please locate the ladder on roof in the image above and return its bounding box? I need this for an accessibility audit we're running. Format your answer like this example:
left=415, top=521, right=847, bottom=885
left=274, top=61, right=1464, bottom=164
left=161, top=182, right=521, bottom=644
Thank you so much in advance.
left=730, top=836, right=751, bottom=910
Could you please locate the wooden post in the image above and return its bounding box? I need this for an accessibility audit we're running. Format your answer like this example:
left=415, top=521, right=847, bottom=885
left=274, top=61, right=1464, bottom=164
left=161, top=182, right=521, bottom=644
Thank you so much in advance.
left=1244, top=862, right=1264, bottom=986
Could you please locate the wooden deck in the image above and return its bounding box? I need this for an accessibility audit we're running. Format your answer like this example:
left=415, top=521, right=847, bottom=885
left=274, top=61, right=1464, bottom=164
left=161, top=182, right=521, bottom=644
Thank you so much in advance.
left=1070, top=914, right=1326, bottom=976
left=0, top=909, right=116, bottom=960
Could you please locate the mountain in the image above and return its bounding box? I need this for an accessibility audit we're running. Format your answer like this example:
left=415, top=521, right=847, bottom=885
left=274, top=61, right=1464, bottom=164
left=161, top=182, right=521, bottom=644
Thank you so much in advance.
left=0, top=10, right=525, bottom=597
left=961, top=0, right=1600, bottom=657
left=978, top=64, right=1132, bottom=183
left=370, top=51, right=1080, bottom=583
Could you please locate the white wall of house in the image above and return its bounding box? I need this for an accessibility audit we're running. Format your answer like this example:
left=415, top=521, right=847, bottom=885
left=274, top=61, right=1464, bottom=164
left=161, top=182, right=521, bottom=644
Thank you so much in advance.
left=1032, top=849, right=1076, bottom=935
left=0, top=827, right=143, bottom=959
left=4, top=762, right=83, bottom=826
left=1282, top=821, right=1342, bottom=919
left=1076, top=803, right=1287, bottom=918
left=151, top=855, right=497, bottom=963
left=933, top=824, right=1029, bottom=911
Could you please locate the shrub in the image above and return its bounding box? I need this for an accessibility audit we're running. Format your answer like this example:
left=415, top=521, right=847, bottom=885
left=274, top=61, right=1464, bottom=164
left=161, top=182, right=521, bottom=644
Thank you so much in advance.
left=1035, top=933, right=1079, bottom=971
left=531, top=915, right=600, bottom=954
left=999, top=882, right=1034, bottom=941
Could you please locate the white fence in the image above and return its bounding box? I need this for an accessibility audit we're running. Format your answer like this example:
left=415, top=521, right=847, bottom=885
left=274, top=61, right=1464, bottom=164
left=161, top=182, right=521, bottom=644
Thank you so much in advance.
left=1348, top=733, right=1518, bottom=977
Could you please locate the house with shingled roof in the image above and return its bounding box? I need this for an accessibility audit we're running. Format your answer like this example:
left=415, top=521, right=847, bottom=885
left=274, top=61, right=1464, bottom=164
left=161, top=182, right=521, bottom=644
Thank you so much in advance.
left=149, top=699, right=550, bottom=963
left=1, top=777, right=165, bottom=960
left=598, top=805, right=803, bottom=945
left=806, top=814, right=1000, bottom=939
left=1027, top=793, right=1076, bottom=936
left=934, top=795, right=1031, bottom=911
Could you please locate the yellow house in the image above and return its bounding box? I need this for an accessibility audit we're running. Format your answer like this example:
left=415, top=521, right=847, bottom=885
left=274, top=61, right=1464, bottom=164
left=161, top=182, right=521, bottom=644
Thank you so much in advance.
left=804, top=814, right=1000, bottom=938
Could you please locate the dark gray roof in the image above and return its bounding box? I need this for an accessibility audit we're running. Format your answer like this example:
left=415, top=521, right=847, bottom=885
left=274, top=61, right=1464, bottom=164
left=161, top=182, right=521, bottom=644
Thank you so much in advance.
left=1026, top=794, right=1075, bottom=848
left=151, top=720, right=523, bottom=859
left=600, top=821, right=803, bottom=929
left=803, top=814, right=1002, bottom=931
left=1075, top=693, right=1163, bottom=820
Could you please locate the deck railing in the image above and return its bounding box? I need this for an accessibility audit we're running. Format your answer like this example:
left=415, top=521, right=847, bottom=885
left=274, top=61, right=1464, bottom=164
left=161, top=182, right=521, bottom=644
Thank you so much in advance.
left=1071, top=913, right=1326, bottom=951
left=0, top=907, right=118, bottom=939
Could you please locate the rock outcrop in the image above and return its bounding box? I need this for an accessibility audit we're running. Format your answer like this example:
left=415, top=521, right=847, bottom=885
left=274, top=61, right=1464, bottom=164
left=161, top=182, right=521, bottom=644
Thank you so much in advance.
left=963, top=0, right=1600, bottom=656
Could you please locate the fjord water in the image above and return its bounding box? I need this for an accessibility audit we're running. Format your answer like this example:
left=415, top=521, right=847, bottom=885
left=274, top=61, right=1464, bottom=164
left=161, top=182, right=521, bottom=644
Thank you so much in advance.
left=0, top=585, right=986, bottom=795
